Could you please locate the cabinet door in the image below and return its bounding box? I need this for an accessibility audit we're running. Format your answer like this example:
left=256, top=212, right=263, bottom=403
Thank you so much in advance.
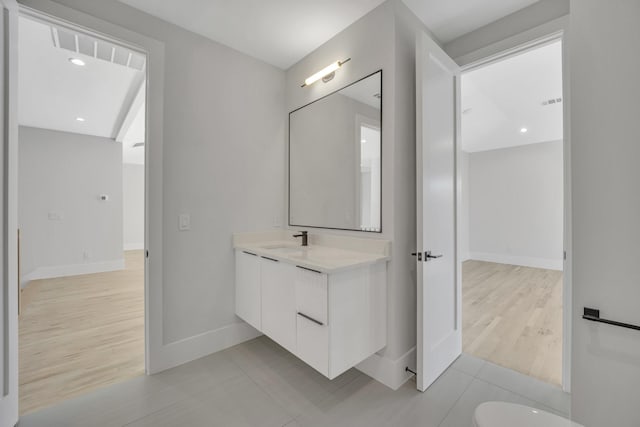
left=261, top=258, right=296, bottom=352
left=297, top=315, right=329, bottom=377
left=235, top=250, right=261, bottom=330
left=295, top=267, right=329, bottom=377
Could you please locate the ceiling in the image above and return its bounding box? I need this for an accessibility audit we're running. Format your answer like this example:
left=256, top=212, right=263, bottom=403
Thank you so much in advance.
left=117, top=0, right=541, bottom=69
left=18, top=16, right=146, bottom=163
left=119, top=0, right=386, bottom=69
left=122, top=103, right=145, bottom=165
left=461, top=40, right=563, bottom=153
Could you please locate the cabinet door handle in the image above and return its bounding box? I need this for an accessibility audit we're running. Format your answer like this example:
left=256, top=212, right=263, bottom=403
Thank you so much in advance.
left=261, top=256, right=279, bottom=262
left=296, top=265, right=322, bottom=274
left=242, top=251, right=257, bottom=256
left=297, top=312, right=324, bottom=326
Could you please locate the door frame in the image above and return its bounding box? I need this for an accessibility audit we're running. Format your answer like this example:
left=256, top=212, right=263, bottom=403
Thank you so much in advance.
left=455, top=17, right=572, bottom=392
left=14, top=2, right=166, bottom=381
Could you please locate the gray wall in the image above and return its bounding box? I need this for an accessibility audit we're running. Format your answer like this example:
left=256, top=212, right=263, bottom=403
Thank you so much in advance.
left=443, top=0, right=570, bottom=59
left=18, top=126, right=123, bottom=279
left=570, top=0, right=640, bottom=425
left=289, top=92, right=379, bottom=230
left=21, top=0, right=287, bottom=345
left=466, top=141, right=564, bottom=269
left=123, top=163, right=144, bottom=250
left=285, top=1, right=430, bottom=385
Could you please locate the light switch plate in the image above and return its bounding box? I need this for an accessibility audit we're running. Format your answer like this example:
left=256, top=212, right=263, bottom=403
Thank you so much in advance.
left=179, top=214, right=191, bottom=231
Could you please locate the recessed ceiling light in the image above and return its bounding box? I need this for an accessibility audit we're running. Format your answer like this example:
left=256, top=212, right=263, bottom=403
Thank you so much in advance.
left=69, top=58, right=86, bottom=67
left=520, top=127, right=528, bottom=133
left=76, top=117, right=85, bottom=122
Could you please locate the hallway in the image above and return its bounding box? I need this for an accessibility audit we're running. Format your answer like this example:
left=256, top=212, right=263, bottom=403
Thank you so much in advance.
left=19, top=250, right=145, bottom=414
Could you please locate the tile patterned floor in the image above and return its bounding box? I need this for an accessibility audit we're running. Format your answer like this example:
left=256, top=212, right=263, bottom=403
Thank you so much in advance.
left=19, top=336, right=571, bottom=427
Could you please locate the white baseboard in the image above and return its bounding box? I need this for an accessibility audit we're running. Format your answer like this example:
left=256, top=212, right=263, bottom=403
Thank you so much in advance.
left=124, top=243, right=144, bottom=251
left=148, top=322, right=262, bottom=374
left=356, top=346, right=416, bottom=390
left=21, top=259, right=125, bottom=287
left=468, top=252, right=563, bottom=271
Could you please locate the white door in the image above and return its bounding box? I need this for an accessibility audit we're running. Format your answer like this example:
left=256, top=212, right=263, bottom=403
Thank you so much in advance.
left=415, top=32, right=461, bottom=392
left=0, top=0, right=19, bottom=425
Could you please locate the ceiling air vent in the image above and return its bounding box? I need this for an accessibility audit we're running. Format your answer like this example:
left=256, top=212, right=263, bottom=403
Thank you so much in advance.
left=51, top=26, right=146, bottom=72
left=542, top=97, right=562, bottom=106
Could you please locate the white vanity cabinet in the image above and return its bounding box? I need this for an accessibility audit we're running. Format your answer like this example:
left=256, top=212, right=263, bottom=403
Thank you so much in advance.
left=234, top=248, right=387, bottom=380
left=235, top=250, right=261, bottom=330
left=260, top=257, right=297, bottom=353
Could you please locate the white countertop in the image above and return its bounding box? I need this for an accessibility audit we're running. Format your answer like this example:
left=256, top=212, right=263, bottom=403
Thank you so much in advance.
left=234, top=239, right=390, bottom=273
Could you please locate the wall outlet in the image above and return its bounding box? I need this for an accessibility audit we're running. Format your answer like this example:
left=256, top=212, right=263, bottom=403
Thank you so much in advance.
left=179, top=214, right=191, bottom=231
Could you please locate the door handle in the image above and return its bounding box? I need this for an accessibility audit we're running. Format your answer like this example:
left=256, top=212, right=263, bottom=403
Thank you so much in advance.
left=425, top=251, right=443, bottom=260
left=413, top=251, right=443, bottom=262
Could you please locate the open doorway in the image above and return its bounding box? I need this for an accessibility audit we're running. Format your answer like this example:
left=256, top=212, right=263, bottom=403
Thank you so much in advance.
left=17, top=12, right=147, bottom=414
left=460, top=39, right=564, bottom=386
left=357, top=120, right=381, bottom=232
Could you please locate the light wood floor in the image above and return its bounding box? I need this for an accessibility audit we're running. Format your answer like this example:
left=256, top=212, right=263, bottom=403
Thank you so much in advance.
left=462, top=260, right=563, bottom=386
left=19, top=250, right=145, bottom=415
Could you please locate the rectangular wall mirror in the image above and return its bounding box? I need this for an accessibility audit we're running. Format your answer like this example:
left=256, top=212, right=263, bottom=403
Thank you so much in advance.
left=289, top=70, right=382, bottom=232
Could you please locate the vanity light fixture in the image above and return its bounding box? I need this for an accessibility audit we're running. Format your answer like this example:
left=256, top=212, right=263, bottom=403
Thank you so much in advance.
left=301, top=58, right=351, bottom=87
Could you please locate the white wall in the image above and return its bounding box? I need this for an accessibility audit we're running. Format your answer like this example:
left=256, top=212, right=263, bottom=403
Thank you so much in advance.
left=20, top=0, right=286, bottom=360
left=466, top=140, right=564, bottom=270
left=18, top=126, right=124, bottom=282
left=570, top=1, right=640, bottom=425
left=443, top=0, right=569, bottom=60
left=285, top=0, right=431, bottom=389
left=123, top=163, right=144, bottom=251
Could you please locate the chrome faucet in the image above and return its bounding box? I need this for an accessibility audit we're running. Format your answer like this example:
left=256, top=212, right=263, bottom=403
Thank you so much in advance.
left=293, top=231, right=308, bottom=246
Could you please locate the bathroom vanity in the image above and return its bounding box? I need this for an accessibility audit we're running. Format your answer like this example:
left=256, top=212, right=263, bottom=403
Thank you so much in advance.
left=234, top=231, right=389, bottom=379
